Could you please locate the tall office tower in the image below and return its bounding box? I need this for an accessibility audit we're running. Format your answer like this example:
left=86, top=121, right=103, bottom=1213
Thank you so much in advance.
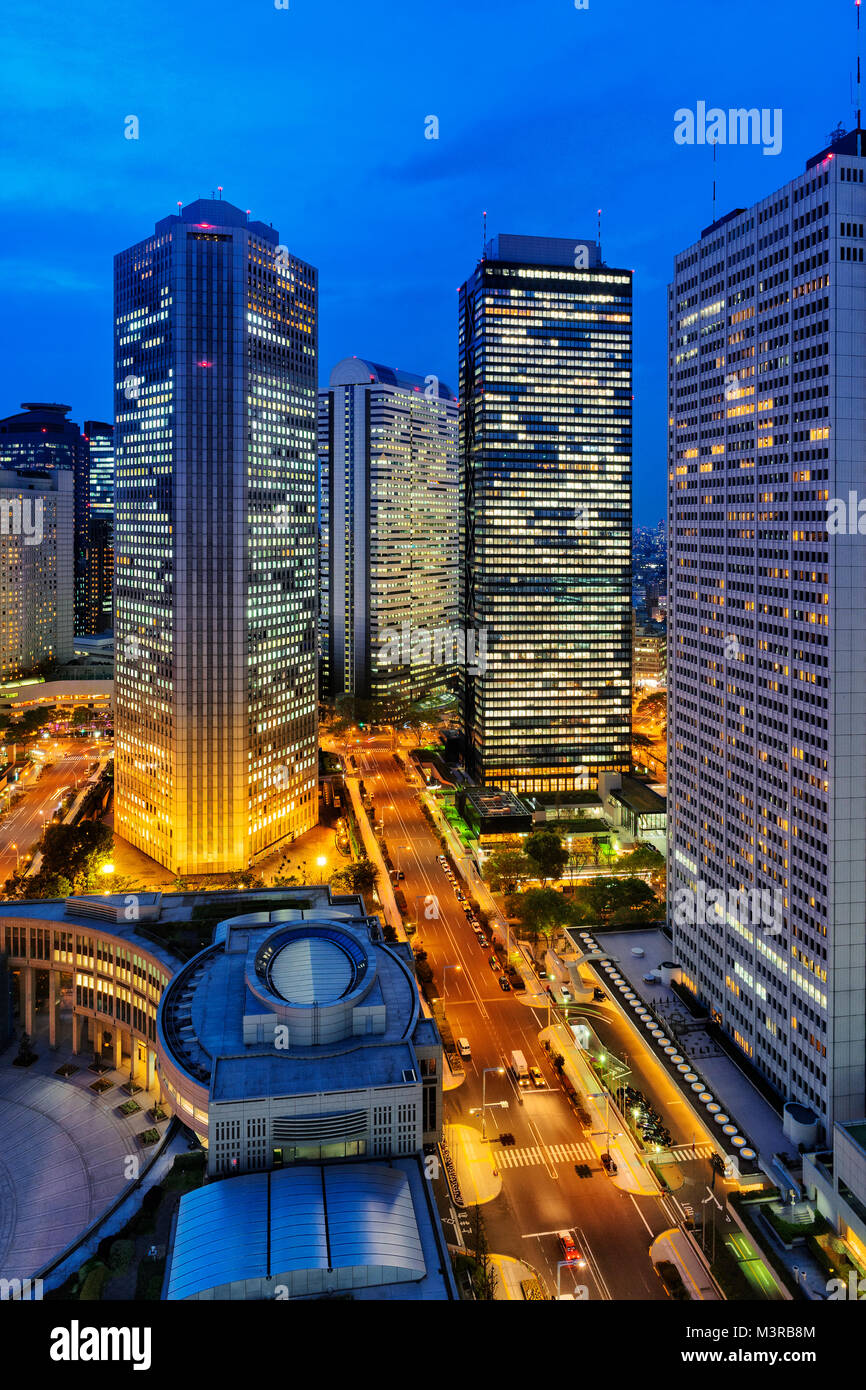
left=318, top=358, right=459, bottom=709
left=458, top=234, right=633, bottom=794
left=317, top=449, right=330, bottom=697
left=84, top=420, right=114, bottom=633
left=0, top=402, right=90, bottom=633
left=114, top=197, right=318, bottom=876
left=0, top=468, right=73, bottom=678
left=668, top=129, right=866, bottom=1132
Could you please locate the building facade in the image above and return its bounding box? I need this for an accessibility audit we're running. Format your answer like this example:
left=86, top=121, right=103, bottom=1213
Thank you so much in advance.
left=667, top=129, right=866, bottom=1133
left=0, top=468, right=73, bottom=679
left=458, top=234, right=633, bottom=795
left=83, top=420, right=114, bottom=634
left=155, top=895, right=443, bottom=1176
left=318, top=358, right=459, bottom=711
left=113, top=197, right=319, bottom=875
left=0, top=403, right=90, bottom=635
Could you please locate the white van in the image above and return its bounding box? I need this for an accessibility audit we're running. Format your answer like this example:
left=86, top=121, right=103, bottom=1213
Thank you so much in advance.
left=457, top=1037, right=472, bottom=1058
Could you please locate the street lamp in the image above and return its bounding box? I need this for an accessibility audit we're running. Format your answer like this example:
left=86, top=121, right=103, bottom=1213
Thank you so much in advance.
left=481, top=1066, right=505, bottom=1143
left=316, top=854, right=327, bottom=883
left=701, top=1187, right=724, bottom=1264
left=443, top=963, right=462, bottom=1003
left=10, top=842, right=18, bottom=870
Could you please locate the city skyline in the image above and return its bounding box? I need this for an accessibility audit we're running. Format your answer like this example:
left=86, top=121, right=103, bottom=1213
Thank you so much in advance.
left=3, top=0, right=861, bottom=526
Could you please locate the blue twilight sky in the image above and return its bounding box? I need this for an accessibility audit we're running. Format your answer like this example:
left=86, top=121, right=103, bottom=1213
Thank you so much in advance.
left=0, top=0, right=856, bottom=522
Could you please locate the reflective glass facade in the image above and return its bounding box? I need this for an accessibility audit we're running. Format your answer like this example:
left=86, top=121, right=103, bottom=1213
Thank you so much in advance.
left=114, top=198, right=318, bottom=875
left=319, top=358, right=459, bottom=708
left=458, top=235, right=632, bottom=793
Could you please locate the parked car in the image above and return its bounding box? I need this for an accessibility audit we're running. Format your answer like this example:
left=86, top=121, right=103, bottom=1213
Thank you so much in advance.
left=498, top=975, right=511, bottom=992
left=488, top=955, right=501, bottom=972
left=600, top=1152, right=617, bottom=1175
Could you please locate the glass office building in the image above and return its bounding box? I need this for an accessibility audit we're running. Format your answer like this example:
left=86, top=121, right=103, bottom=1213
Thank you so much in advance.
left=458, top=234, right=632, bottom=794
left=83, top=419, right=114, bottom=633
left=114, top=197, right=318, bottom=875
left=0, top=402, right=90, bottom=634
left=318, top=358, right=459, bottom=711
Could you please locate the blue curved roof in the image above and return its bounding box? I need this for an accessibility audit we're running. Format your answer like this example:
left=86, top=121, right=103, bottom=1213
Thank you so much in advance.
left=167, top=1163, right=426, bottom=1299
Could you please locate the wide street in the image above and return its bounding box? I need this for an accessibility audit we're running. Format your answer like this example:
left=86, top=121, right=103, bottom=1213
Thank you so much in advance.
left=0, top=740, right=104, bottom=884
left=350, top=734, right=715, bottom=1300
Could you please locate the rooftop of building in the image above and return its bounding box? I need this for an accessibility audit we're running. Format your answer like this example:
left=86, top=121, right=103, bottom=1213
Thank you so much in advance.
left=609, top=775, right=667, bottom=815
left=461, top=786, right=532, bottom=818
left=166, top=1157, right=455, bottom=1301
left=0, top=403, right=81, bottom=435
left=327, top=356, right=456, bottom=400
left=483, top=232, right=603, bottom=268
left=150, top=197, right=282, bottom=249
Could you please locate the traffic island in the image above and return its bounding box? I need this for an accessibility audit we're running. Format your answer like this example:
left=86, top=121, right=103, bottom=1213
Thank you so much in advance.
left=445, top=1123, right=503, bottom=1205
left=490, top=1254, right=550, bottom=1300
left=650, top=1228, right=721, bottom=1300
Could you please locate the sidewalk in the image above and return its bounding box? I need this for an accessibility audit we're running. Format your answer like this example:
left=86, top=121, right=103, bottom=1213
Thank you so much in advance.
left=445, top=1123, right=502, bottom=1205
left=650, top=1228, right=721, bottom=1300
left=539, top=1021, right=658, bottom=1197
left=490, top=1254, right=548, bottom=1300
left=344, top=773, right=404, bottom=936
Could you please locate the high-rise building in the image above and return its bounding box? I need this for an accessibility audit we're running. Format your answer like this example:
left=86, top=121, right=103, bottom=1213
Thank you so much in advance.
left=458, top=234, right=633, bottom=794
left=0, top=467, right=73, bottom=678
left=667, top=129, right=866, bottom=1133
left=0, top=402, right=89, bottom=633
left=113, top=197, right=318, bottom=876
left=83, top=420, right=114, bottom=634
left=318, top=358, right=459, bottom=710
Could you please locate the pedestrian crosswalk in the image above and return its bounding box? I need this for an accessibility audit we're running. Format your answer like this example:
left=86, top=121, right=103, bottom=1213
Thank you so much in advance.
left=492, top=1140, right=716, bottom=1168
left=667, top=1143, right=714, bottom=1161
left=493, top=1141, right=596, bottom=1167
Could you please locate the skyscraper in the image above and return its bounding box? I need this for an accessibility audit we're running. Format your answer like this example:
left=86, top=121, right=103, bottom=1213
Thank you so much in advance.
left=318, top=358, right=459, bottom=710
left=458, top=234, right=633, bottom=795
left=0, top=467, right=73, bottom=678
left=0, top=402, right=90, bottom=634
left=114, top=197, right=318, bottom=876
left=667, top=129, right=866, bottom=1132
left=83, top=419, right=114, bottom=634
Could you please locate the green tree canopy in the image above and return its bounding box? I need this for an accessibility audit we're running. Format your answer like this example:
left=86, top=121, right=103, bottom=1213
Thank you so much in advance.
left=511, top=886, right=576, bottom=952
left=331, top=857, right=380, bottom=895
left=482, top=848, right=532, bottom=894
left=524, top=830, right=569, bottom=882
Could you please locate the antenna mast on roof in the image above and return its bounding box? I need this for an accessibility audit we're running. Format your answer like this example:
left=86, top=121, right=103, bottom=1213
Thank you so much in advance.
left=482, top=209, right=487, bottom=261
left=597, top=207, right=602, bottom=260
left=857, top=0, right=863, bottom=130
left=712, top=137, right=718, bottom=222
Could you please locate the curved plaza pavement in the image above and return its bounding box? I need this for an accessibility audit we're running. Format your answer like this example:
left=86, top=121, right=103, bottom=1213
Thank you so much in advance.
left=0, top=1051, right=163, bottom=1281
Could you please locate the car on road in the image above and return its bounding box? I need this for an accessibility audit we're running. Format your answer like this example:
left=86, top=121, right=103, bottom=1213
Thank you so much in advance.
left=529, top=1066, right=545, bottom=1088
left=600, top=1152, right=617, bottom=1175
left=498, top=975, right=511, bottom=991
left=457, top=1037, right=472, bottom=1058
left=558, top=1232, right=586, bottom=1268
left=593, top=988, right=606, bottom=1002
left=488, top=955, right=501, bottom=972
left=437, top=855, right=447, bottom=866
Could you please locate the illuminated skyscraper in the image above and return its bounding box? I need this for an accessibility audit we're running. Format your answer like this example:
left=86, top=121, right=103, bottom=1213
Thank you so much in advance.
left=458, top=234, right=632, bottom=794
left=84, top=420, right=114, bottom=633
left=318, top=358, right=459, bottom=709
left=114, top=197, right=318, bottom=875
left=0, top=467, right=73, bottom=678
left=0, top=402, right=90, bottom=633
left=668, top=130, right=866, bottom=1131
